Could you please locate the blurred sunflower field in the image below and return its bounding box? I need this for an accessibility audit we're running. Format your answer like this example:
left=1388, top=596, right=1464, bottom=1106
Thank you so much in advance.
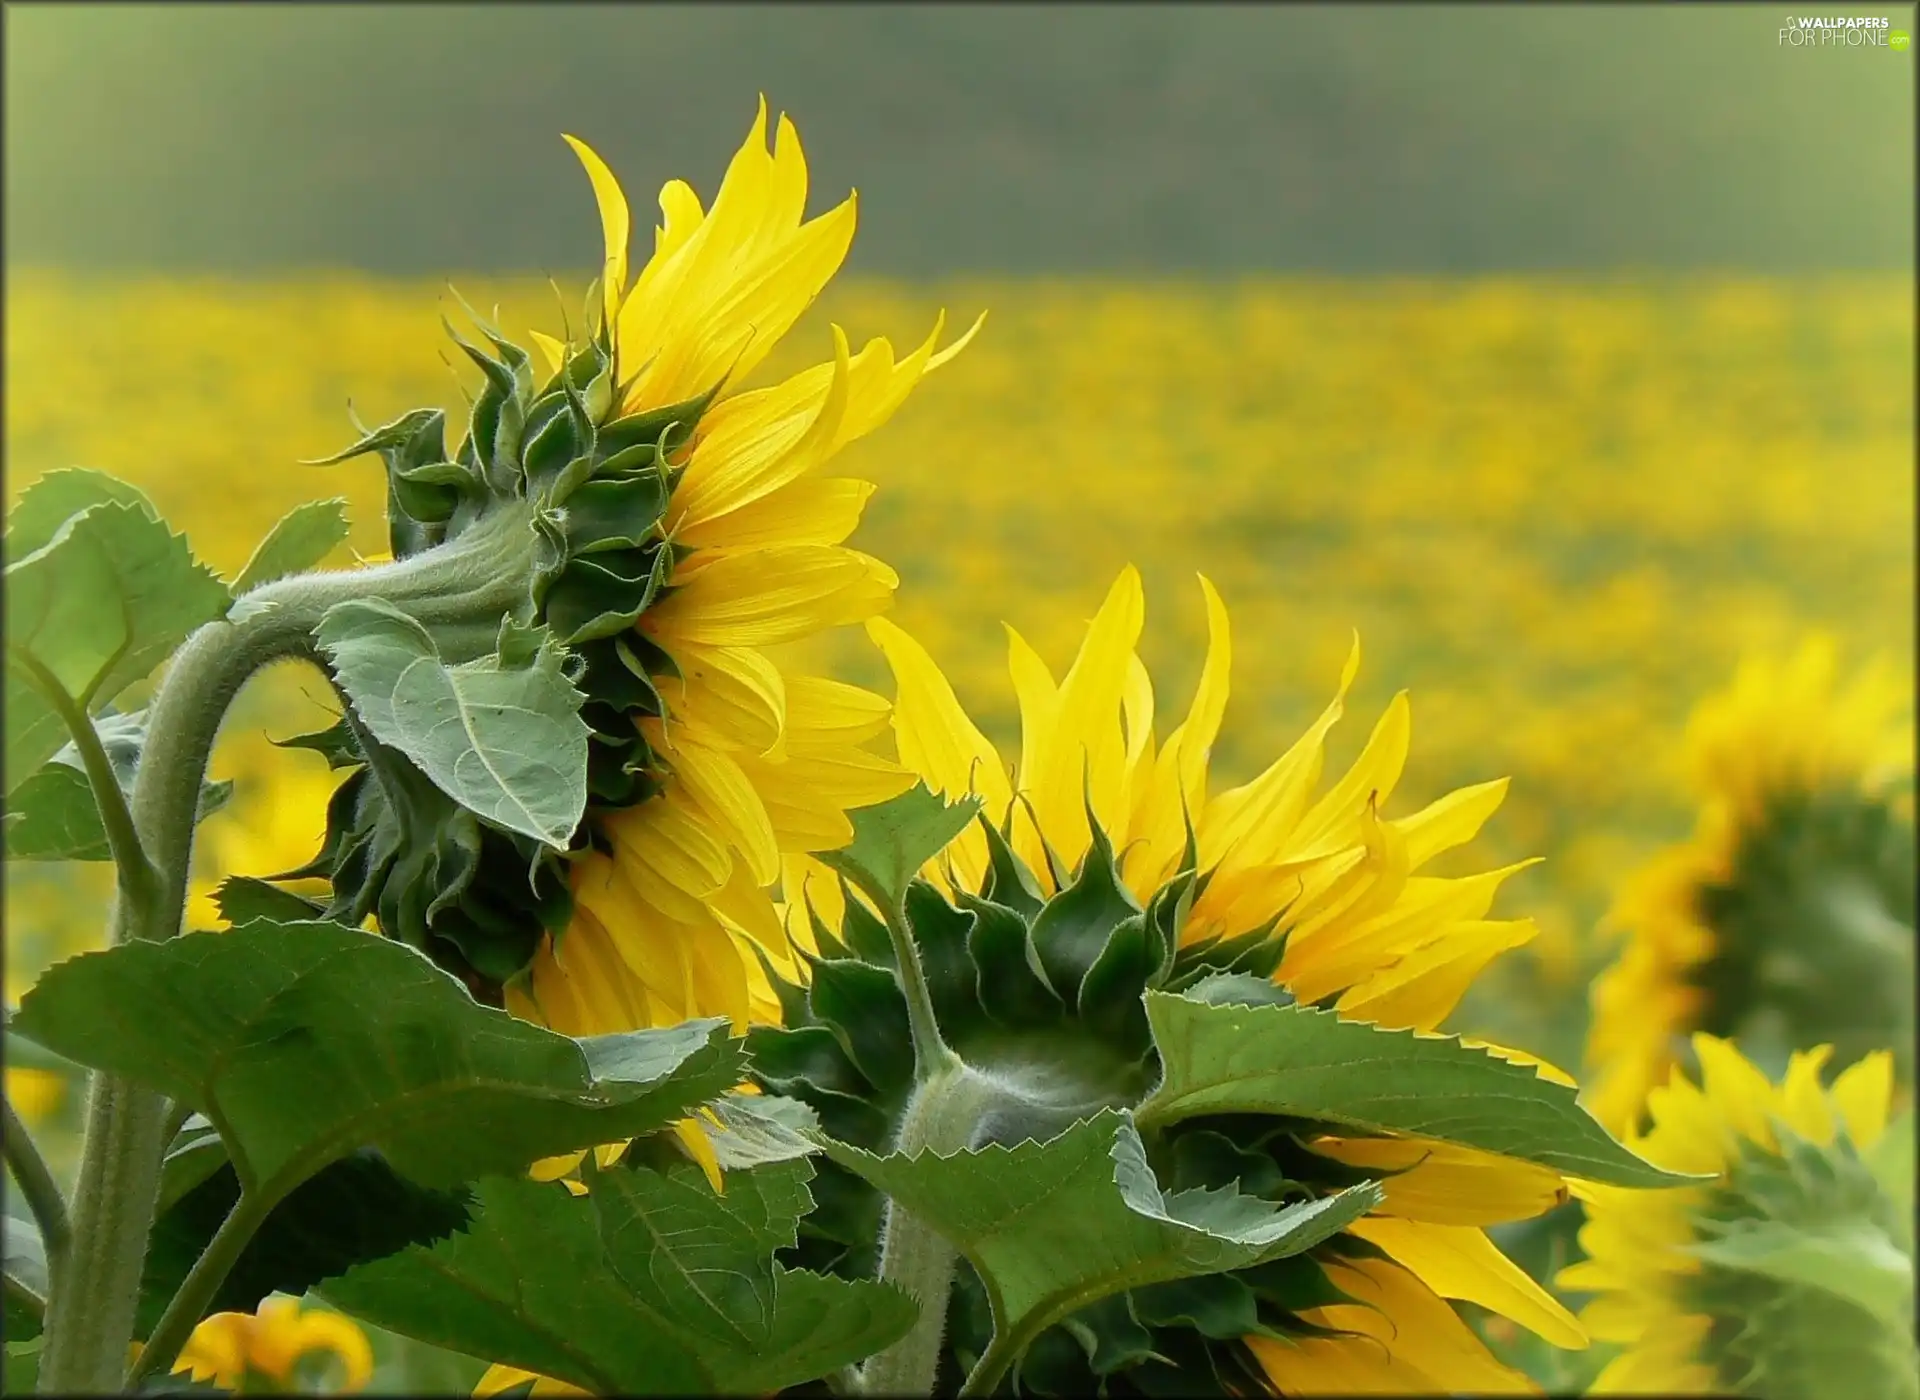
left=4, top=267, right=1913, bottom=1393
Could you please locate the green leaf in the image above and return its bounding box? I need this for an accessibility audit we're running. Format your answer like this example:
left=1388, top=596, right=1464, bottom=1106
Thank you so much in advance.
left=1135, top=991, right=1691, bottom=1188
left=694, top=1093, right=824, bottom=1170
left=138, top=1150, right=472, bottom=1339
left=324, top=1160, right=915, bottom=1395
left=3, top=1212, right=46, bottom=1343
left=816, top=783, right=984, bottom=909
left=1687, top=1218, right=1913, bottom=1331
left=231, top=497, right=351, bottom=593
left=5, top=710, right=232, bottom=862
left=817, top=1110, right=1380, bottom=1366
left=3, top=468, right=155, bottom=561
left=156, top=1116, right=231, bottom=1216
left=315, top=599, right=589, bottom=850
left=10, top=920, right=742, bottom=1201
left=212, top=877, right=327, bottom=926
left=5, top=496, right=228, bottom=792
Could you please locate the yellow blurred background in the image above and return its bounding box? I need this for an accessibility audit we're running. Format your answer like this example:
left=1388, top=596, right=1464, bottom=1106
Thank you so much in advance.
left=6, top=272, right=1913, bottom=1100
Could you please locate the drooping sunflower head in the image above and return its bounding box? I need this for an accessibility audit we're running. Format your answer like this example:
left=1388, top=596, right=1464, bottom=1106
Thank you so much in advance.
left=289, top=101, right=979, bottom=1016
left=1584, top=638, right=1916, bottom=1133
left=753, top=568, right=1595, bottom=1394
left=1561, top=1035, right=1913, bottom=1399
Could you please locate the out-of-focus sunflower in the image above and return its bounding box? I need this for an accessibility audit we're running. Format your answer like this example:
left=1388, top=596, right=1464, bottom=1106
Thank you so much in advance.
left=498, top=100, right=980, bottom=1041
left=764, top=568, right=1590, bottom=1394
left=167, top=1295, right=374, bottom=1394
left=1583, top=638, right=1915, bottom=1133
left=1560, top=1034, right=1914, bottom=1398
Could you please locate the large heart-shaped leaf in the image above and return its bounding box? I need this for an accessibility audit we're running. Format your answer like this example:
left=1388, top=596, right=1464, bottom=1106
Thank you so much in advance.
left=1135, top=991, right=1688, bottom=1187
left=819, top=1110, right=1380, bottom=1371
left=5, top=710, right=232, bottom=862
left=11, top=921, right=741, bottom=1201
left=5, top=480, right=228, bottom=792
left=315, top=599, right=588, bottom=850
left=231, top=497, right=351, bottom=594
left=817, top=784, right=984, bottom=909
left=324, top=1159, right=915, bottom=1395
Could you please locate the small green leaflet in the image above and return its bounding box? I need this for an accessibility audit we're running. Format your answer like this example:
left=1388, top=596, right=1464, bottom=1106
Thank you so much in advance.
left=231, top=497, right=351, bottom=594
left=818, top=1110, right=1380, bottom=1370
left=5, top=479, right=229, bottom=793
left=5, top=710, right=232, bottom=862
left=10, top=920, right=742, bottom=1202
left=315, top=599, right=589, bottom=850
left=324, top=1160, right=915, bottom=1395
left=1135, top=991, right=1692, bottom=1187
left=817, top=783, right=985, bottom=908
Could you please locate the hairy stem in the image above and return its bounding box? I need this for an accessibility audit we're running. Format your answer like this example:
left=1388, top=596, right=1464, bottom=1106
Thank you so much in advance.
left=857, top=1065, right=998, bottom=1397
left=125, top=1189, right=273, bottom=1388
left=36, top=509, right=540, bottom=1394
left=3, top=1093, right=70, bottom=1263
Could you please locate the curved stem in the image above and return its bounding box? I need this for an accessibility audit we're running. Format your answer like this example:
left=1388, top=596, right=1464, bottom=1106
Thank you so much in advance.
left=35, top=510, right=540, bottom=1395
left=3, top=1093, right=70, bottom=1261
left=125, top=1189, right=274, bottom=1388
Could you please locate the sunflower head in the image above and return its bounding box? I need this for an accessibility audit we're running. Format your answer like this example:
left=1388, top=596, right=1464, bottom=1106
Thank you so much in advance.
left=1585, top=639, right=1916, bottom=1132
left=295, top=308, right=704, bottom=996
left=750, top=570, right=1597, bottom=1395
left=272, top=104, right=977, bottom=1016
left=1563, top=1035, right=1915, bottom=1399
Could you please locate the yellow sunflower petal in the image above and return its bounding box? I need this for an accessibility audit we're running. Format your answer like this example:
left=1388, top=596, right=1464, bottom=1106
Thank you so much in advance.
left=1829, top=1049, right=1895, bottom=1147
left=1348, top=1216, right=1588, bottom=1350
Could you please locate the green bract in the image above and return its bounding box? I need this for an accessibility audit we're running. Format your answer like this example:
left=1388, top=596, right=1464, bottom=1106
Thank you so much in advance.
left=1691, top=789, right=1916, bottom=1082
left=749, top=787, right=1685, bottom=1396
left=1682, top=1126, right=1918, bottom=1399
left=275, top=309, right=718, bottom=999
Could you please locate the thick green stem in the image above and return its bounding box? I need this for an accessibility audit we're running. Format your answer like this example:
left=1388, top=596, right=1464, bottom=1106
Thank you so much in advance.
left=858, top=1066, right=998, bottom=1397
left=3, top=1093, right=70, bottom=1263
left=35, top=508, right=540, bottom=1394
left=125, top=1189, right=274, bottom=1388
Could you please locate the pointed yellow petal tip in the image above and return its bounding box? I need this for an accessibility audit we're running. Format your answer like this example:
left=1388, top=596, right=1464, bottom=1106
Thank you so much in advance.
left=927, top=308, right=989, bottom=372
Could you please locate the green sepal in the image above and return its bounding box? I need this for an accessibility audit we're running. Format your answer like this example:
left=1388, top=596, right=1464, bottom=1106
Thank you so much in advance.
left=815, top=783, right=985, bottom=910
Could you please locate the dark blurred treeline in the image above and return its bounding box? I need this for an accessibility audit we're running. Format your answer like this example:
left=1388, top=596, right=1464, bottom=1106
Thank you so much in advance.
left=4, top=3, right=1913, bottom=274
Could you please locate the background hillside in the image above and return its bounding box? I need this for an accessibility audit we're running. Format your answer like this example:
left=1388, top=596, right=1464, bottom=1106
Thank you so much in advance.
left=6, top=3, right=1914, bottom=275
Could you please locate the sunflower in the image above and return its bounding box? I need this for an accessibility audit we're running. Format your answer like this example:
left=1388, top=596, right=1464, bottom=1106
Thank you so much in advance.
left=1583, top=637, right=1915, bottom=1133
left=167, top=1296, right=374, bottom=1395
left=493, top=101, right=981, bottom=1043
left=763, top=567, right=1591, bottom=1394
left=1559, top=1034, right=1912, bottom=1397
